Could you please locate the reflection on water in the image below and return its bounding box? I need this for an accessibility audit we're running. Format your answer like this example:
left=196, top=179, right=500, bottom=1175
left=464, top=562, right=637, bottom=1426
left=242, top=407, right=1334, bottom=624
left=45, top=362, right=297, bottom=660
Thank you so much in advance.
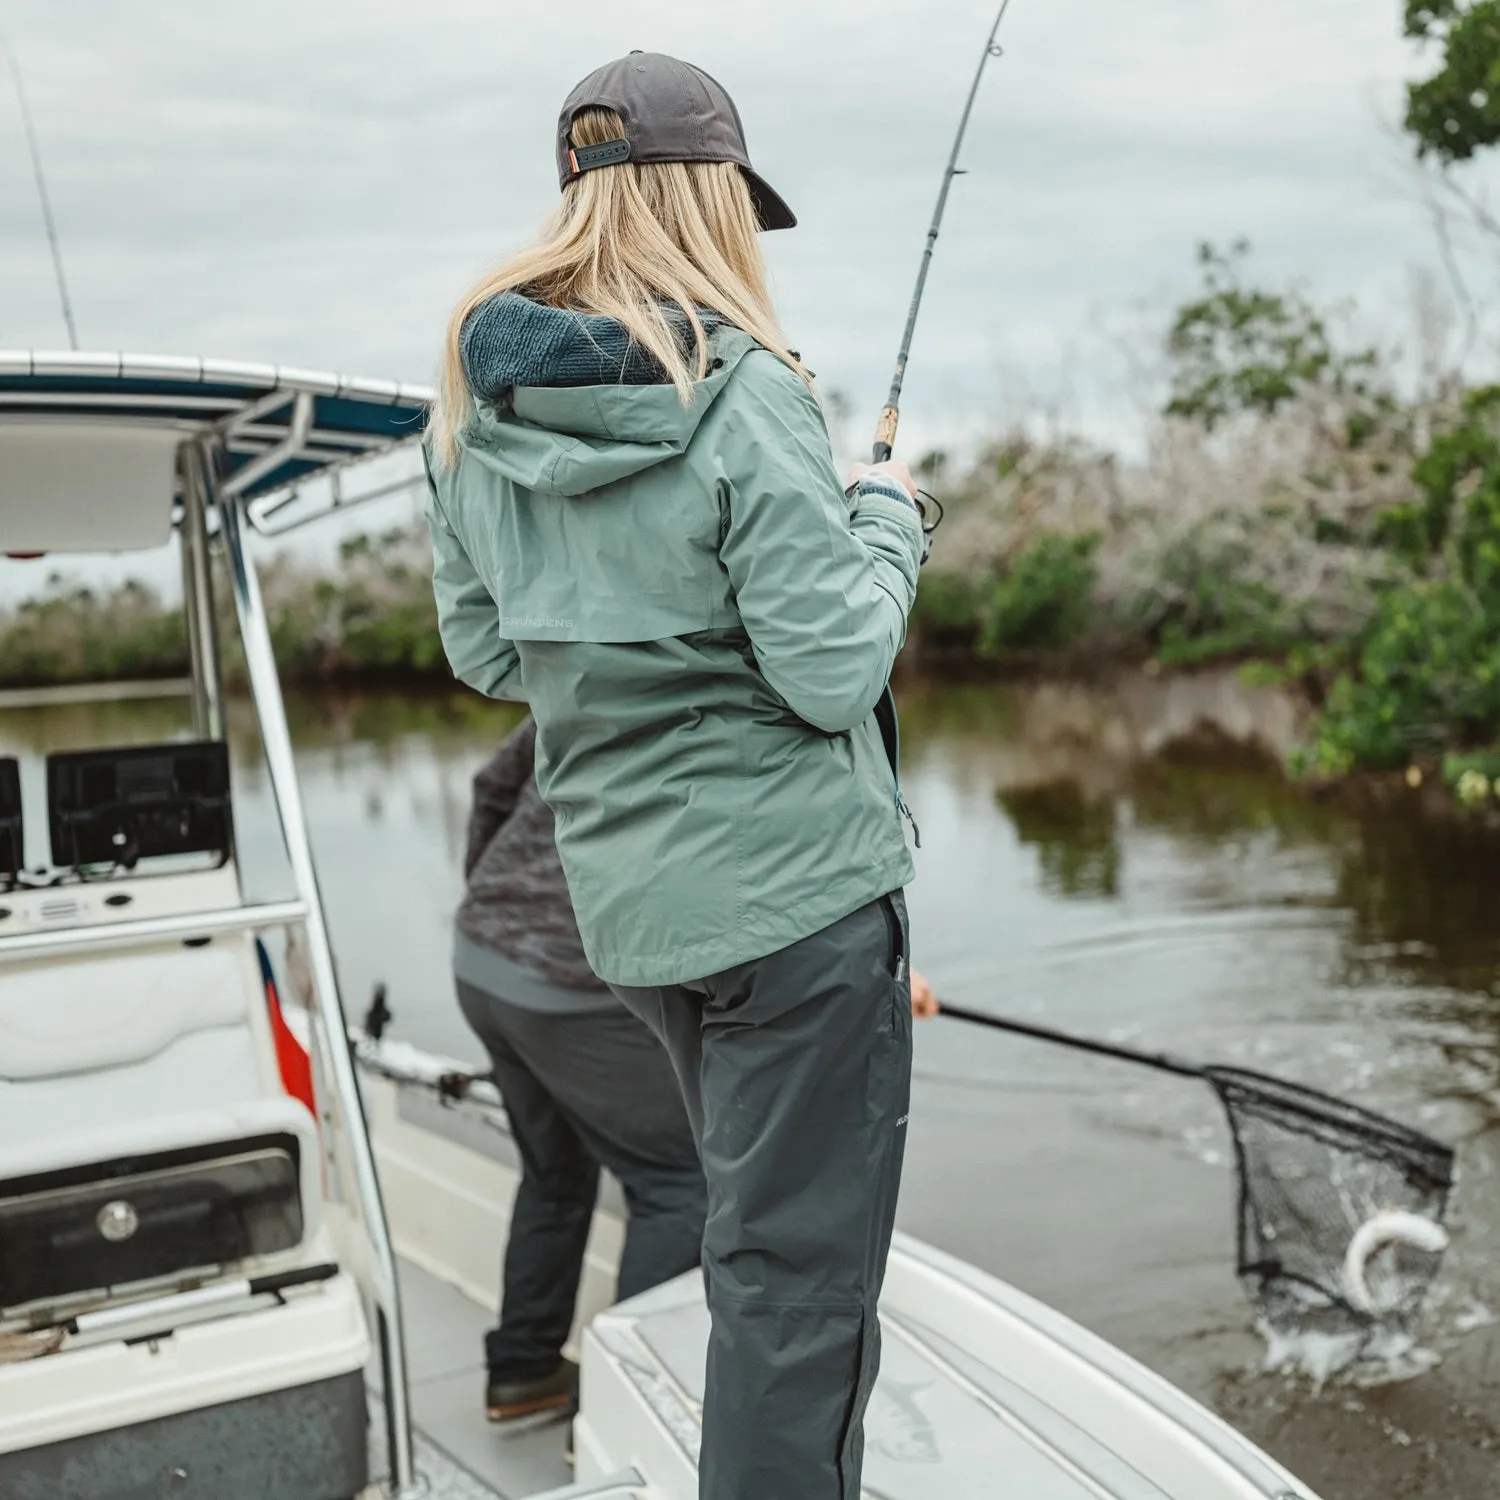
left=1, top=669, right=1494, bottom=1125
left=902, top=675, right=1500, bottom=1005
left=2, top=667, right=1498, bottom=1498
left=998, top=780, right=1121, bottom=899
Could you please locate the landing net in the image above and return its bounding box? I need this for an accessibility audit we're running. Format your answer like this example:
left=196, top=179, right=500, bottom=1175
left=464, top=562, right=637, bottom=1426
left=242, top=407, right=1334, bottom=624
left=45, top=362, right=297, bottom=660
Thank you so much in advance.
left=1207, top=1067, right=1455, bottom=1339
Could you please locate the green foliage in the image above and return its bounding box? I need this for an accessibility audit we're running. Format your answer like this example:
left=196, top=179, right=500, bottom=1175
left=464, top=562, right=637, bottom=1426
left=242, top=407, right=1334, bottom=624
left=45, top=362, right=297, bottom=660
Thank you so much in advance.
left=1378, top=386, right=1500, bottom=564
left=1304, top=580, right=1500, bottom=774
left=976, top=533, right=1099, bottom=655
left=258, top=527, right=444, bottom=679
left=0, top=580, right=188, bottom=687
left=341, top=601, right=446, bottom=674
left=1400, top=385, right=1500, bottom=599
left=911, top=534, right=1101, bottom=656
left=1442, top=748, right=1500, bottom=807
left=1164, top=241, right=1378, bottom=429
left=909, top=570, right=984, bottom=638
left=0, top=529, right=445, bottom=689
left=1143, top=525, right=1306, bottom=665
left=1306, top=386, right=1500, bottom=775
left=991, top=441, right=1027, bottom=481
left=1404, top=0, right=1500, bottom=162
left=1238, top=660, right=1292, bottom=689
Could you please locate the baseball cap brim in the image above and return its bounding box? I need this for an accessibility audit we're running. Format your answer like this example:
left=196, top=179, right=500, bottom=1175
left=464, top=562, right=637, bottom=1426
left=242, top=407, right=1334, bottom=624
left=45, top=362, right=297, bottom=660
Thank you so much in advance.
left=742, top=166, right=797, bottom=232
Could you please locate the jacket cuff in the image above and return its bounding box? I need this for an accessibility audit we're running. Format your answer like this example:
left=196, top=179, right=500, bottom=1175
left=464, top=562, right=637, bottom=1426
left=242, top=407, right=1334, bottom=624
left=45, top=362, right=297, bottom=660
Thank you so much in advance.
left=853, top=492, right=923, bottom=539
left=855, top=476, right=919, bottom=511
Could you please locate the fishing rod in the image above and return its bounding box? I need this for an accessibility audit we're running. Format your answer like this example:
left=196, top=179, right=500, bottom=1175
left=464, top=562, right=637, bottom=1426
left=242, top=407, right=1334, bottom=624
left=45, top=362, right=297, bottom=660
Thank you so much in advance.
left=872, top=0, right=1013, bottom=469
left=0, top=22, right=78, bottom=349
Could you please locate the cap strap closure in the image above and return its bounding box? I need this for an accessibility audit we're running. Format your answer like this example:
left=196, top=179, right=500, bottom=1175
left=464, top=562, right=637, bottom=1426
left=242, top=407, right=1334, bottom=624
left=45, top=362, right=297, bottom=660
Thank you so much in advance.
left=567, top=138, right=633, bottom=176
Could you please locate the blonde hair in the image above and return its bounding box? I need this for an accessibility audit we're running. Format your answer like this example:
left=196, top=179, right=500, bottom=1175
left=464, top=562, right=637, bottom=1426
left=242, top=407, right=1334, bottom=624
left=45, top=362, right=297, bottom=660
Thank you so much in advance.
left=429, top=107, right=809, bottom=467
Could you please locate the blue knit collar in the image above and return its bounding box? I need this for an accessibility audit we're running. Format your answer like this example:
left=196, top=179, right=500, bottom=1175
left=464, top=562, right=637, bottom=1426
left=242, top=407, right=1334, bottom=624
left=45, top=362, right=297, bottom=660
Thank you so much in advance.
left=461, top=292, right=721, bottom=394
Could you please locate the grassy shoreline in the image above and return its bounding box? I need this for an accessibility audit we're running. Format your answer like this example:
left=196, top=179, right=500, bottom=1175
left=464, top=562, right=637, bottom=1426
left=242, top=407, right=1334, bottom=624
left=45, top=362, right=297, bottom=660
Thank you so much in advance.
left=3, top=569, right=1497, bottom=822
left=5, top=250, right=1499, bottom=813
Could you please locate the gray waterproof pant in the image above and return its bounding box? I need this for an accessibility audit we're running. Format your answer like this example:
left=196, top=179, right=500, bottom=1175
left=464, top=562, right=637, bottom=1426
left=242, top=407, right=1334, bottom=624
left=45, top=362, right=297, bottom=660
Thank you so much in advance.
left=610, top=892, right=913, bottom=1500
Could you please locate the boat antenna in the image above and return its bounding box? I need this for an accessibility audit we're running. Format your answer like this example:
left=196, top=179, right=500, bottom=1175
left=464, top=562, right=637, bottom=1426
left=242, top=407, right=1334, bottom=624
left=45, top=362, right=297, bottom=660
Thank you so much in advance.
left=872, top=0, right=1013, bottom=463
left=0, top=21, right=78, bottom=349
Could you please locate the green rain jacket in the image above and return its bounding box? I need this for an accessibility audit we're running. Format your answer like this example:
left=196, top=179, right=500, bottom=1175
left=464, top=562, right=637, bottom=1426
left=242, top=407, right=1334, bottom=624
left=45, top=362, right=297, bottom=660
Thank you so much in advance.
left=426, top=297, right=922, bottom=986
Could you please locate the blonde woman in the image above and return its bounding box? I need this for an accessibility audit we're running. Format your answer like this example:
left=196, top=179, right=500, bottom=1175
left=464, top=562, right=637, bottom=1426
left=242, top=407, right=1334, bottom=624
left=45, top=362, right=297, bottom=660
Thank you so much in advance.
left=425, top=52, right=923, bottom=1500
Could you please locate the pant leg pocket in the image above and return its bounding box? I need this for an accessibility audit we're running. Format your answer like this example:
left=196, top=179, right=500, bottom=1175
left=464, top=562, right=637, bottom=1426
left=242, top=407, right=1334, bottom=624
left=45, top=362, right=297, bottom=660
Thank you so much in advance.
left=877, top=890, right=910, bottom=1035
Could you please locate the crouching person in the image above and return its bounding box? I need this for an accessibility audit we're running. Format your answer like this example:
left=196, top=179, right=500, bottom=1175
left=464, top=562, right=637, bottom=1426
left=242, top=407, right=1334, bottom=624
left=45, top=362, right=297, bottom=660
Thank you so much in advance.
left=454, top=715, right=707, bottom=1421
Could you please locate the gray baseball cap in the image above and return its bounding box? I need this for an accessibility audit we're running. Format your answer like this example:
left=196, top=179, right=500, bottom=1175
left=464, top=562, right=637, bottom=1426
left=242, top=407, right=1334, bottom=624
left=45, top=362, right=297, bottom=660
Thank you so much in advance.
left=556, top=51, right=797, bottom=231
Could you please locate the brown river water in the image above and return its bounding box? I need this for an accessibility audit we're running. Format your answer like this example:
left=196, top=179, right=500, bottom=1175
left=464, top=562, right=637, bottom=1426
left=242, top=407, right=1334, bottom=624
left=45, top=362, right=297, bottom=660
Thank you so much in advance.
left=3, top=668, right=1497, bottom=1499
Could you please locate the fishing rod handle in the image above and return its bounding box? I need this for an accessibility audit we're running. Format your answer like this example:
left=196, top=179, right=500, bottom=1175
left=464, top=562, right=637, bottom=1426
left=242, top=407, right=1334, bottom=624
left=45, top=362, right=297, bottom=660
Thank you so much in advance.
left=938, top=1002, right=1206, bottom=1080
left=872, top=405, right=900, bottom=463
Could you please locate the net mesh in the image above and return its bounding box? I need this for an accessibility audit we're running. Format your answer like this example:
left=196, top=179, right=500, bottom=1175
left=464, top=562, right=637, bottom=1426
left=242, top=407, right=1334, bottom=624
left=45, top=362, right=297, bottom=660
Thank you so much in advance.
left=1206, top=1067, right=1455, bottom=1335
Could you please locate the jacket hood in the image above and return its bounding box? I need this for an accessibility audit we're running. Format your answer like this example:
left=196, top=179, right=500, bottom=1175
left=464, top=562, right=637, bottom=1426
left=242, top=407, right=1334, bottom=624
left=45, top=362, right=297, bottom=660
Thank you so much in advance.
left=459, top=292, right=756, bottom=497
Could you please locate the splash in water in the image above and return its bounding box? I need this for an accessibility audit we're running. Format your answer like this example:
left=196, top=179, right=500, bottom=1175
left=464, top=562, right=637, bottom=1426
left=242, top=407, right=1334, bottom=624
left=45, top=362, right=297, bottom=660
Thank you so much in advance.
left=1258, top=1208, right=1450, bottom=1389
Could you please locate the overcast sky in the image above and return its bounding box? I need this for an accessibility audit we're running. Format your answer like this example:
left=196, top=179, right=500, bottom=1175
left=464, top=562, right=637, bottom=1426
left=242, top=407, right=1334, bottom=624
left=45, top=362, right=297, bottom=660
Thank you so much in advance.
left=2, top=0, right=1497, bottom=465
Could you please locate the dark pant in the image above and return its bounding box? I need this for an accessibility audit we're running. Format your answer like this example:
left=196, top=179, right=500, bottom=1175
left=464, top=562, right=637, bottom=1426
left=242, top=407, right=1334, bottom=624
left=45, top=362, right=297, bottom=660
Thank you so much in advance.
left=609, top=892, right=913, bottom=1500
left=456, top=981, right=707, bottom=1379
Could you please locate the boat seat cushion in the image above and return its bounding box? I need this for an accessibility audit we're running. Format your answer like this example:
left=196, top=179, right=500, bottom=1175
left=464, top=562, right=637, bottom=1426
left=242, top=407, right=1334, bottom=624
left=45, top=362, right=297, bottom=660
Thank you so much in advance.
left=0, top=944, right=251, bottom=1081
left=0, top=1029, right=264, bottom=1145
left=0, top=941, right=321, bottom=1256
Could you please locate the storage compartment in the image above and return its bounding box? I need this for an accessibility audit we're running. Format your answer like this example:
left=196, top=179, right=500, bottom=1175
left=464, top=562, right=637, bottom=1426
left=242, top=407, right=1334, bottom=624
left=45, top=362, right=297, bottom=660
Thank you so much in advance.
left=0, top=1133, right=302, bottom=1310
left=0, top=1368, right=368, bottom=1500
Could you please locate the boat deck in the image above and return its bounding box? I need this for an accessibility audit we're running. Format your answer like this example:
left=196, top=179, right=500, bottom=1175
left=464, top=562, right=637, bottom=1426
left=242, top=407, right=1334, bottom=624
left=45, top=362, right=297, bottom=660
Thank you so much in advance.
left=371, top=1247, right=1283, bottom=1500
left=368, top=1259, right=575, bottom=1500
left=357, top=1071, right=1308, bottom=1500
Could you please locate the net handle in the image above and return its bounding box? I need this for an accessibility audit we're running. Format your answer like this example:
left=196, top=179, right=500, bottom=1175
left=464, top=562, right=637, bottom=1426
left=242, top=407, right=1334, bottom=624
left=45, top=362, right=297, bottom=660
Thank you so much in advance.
left=936, top=1005, right=1456, bottom=1170
left=938, top=1003, right=1206, bottom=1079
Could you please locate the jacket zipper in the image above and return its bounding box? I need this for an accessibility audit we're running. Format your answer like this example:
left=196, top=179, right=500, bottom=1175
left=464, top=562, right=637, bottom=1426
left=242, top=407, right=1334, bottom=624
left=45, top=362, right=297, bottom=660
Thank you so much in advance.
left=876, top=686, right=922, bottom=849
left=896, top=789, right=922, bottom=849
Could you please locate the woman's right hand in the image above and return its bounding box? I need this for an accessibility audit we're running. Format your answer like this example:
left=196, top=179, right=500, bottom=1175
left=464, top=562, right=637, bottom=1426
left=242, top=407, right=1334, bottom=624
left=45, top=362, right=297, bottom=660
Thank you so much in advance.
left=910, top=967, right=940, bottom=1020
left=846, top=459, right=917, bottom=498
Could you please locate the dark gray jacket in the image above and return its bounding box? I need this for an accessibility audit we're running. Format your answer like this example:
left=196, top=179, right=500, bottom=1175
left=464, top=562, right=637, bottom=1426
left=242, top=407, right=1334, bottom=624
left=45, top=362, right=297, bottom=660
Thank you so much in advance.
left=456, top=718, right=606, bottom=993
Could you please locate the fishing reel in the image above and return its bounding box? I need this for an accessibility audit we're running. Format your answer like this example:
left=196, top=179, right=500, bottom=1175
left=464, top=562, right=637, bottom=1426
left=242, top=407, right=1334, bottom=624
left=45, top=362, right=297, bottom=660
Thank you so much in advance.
left=847, top=474, right=943, bottom=565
